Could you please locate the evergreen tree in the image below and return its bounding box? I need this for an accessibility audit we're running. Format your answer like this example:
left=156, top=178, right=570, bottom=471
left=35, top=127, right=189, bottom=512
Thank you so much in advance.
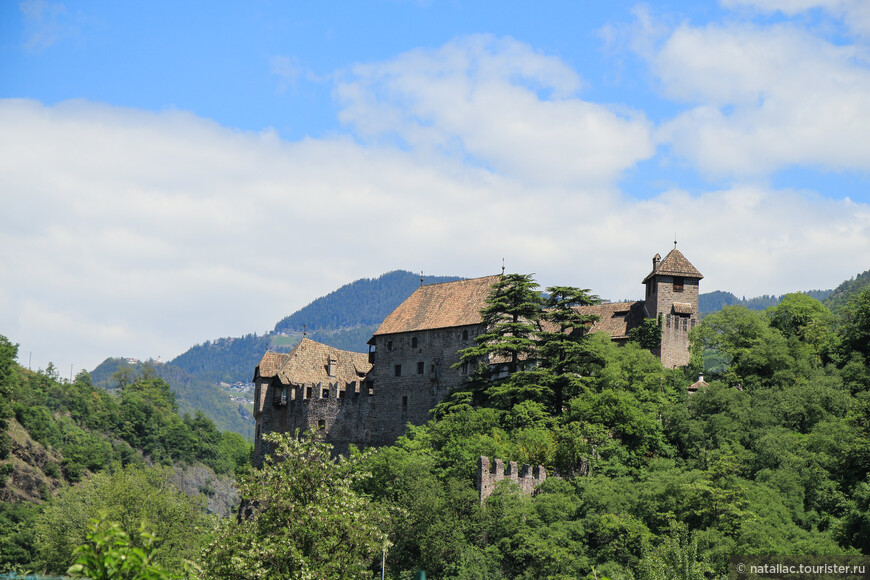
left=457, top=273, right=543, bottom=377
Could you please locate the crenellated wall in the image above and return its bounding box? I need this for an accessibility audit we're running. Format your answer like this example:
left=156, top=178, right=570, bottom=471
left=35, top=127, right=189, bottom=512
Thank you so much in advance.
left=254, top=380, right=375, bottom=464
left=477, top=455, right=547, bottom=503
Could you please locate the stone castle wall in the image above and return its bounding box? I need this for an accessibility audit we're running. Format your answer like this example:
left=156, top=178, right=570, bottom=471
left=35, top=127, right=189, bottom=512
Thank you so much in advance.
left=477, top=455, right=547, bottom=503
left=253, top=380, right=374, bottom=464
left=652, top=277, right=699, bottom=368
left=365, top=324, right=482, bottom=444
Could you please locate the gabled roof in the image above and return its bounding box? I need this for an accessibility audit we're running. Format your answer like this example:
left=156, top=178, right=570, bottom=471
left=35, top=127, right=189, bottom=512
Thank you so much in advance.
left=574, top=301, right=647, bottom=340
left=643, top=248, right=703, bottom=284
left=254, top=338, right=371, bottom=385
left=373, top=275, right=501, bottom=336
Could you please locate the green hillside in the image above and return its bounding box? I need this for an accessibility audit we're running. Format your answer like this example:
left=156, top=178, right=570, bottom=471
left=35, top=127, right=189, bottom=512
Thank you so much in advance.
left=824, top=268, right=870, bottom=313
left=0, top=335, right=250, bottom=573
left=274, top=270, right=462, bottom=332
left=90, top=357, right=254, bottom=439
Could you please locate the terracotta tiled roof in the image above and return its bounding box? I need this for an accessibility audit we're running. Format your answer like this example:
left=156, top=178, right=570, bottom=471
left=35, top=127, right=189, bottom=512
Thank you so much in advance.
left=254, top=338, right=371, bottom=385
left=673, top=302, right=693, bottom=315
left=373, top=275, right=501, bottom=336
left=574, top=301, right=647, bottom=340
left=688, top=376, right=709, bottom=393
left=254, top=351, right=286, bottom=379
left=643, top=248, right=703, bottom=283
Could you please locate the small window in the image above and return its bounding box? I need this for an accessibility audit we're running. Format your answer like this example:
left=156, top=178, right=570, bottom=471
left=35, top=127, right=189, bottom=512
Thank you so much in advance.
left=682, top=317, right=688, bottom=331
left=394, top=364, right=402, bottom=377
left=674, top=277, right=684, bottom=293
left=461, top=362, right=468, bottom=374
left=417, top=361, right=424, bottom=375
left=402, top=395, right=408, bottom=407
left=387, top=340, right=393, bottom=351
left=318, top=419, right=325, bottom=430
left=411, top=337, right=418, bottom=348
left=322, top=388, right=329, bottom=398
left=305, top=386, right=312, bottom=399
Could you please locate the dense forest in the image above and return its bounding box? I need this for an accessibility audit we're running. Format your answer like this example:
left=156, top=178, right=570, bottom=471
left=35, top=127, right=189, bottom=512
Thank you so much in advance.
left=4, top=266, right=870, bottom=579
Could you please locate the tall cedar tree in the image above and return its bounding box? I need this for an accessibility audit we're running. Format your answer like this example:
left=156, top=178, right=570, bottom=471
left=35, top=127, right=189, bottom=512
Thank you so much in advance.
left=539, top=286, right=600, bottom=413
left=458, top=274, right=543, bottom=376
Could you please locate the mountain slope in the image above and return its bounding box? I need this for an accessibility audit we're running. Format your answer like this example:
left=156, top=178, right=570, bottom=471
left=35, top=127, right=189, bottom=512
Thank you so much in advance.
left=274, top=270, right=462, bottom=333
left=90, top=358, right=253, bottom=439
left=823, top=268, right=870, bottom=313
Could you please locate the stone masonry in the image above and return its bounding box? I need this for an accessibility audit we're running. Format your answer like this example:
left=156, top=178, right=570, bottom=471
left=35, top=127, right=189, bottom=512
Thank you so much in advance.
left=477, top=455, right=548, bottom=503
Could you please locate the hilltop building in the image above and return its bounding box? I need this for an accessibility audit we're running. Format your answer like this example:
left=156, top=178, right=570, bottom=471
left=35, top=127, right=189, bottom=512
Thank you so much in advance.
left=252, top=247, right=702, bottom=463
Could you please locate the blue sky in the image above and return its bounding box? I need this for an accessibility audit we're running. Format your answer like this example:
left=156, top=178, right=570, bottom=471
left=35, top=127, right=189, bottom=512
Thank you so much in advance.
left=2, top=0, right=870, bottom=373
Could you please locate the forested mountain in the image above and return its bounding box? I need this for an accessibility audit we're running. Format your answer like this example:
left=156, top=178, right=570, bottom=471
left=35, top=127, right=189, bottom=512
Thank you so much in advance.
left=824, top=268, right=870, bottom=313
left=274, top=270, right=462, bottom=332
left=169, top=333, right=286, bottom=386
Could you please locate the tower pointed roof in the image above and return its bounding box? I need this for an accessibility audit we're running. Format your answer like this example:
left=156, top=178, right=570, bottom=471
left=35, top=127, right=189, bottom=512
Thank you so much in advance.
left=643, top=248, right=703, bottom=284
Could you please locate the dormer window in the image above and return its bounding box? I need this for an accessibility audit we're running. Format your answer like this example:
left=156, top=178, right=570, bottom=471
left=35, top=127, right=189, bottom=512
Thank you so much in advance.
left=673, top=277, right=684, bottom=293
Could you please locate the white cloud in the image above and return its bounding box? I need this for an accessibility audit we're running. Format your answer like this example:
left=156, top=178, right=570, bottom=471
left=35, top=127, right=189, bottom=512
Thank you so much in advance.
left=3, top=32, right=870, bottom=373
left=720, top=0, right=870, bottom=37
left=2, top=96, right=869, bottom=375
left=335, top=35, right=655, bottom=187
left=646, top=19, right=870, bottom=176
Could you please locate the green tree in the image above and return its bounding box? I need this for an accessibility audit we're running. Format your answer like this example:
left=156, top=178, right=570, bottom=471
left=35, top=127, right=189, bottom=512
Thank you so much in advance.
left=201, top=431, right=388, bottom=579
left=67, top=514, right=175, bottom=580
left=458, top=273, right=543, bottom=377
left=839, top=288, right=870, bottom=362
left=538, top=286, right=600, bottom=414
left=36, top=465, right=209, bottom=574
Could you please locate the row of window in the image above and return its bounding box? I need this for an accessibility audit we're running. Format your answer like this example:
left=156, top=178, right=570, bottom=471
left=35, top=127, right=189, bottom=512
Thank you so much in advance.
left=665, top=314, right=696, bottom=331
left=384, top=329, right=472, bottom=352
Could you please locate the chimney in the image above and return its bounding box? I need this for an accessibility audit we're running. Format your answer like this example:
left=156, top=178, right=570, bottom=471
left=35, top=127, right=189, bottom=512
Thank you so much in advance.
left=653, top=253, right=661, bottom=272
left=327, top=355, right=336, bottom=377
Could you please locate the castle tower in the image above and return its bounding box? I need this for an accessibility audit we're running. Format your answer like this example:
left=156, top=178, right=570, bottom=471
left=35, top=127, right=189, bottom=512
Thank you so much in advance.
left=642, top=247, right=703, bottom=367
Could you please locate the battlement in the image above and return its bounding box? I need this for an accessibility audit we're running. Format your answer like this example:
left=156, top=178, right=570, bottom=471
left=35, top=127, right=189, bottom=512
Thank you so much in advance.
left=271, top=380, right=374, bottom=406
left=477, top=455, right=547, bottom=503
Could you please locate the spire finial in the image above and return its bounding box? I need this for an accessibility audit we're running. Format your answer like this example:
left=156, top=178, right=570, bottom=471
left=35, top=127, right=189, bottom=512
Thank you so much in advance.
left=674, top=234, right=678, bottom=249
left=501, top=258, right=505, bottom=275
left=420, top=271, right=424, bottom=286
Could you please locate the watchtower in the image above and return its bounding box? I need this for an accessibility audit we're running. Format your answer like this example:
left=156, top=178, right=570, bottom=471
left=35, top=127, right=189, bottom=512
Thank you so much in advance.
left=642, top=246, right=703, bottom=367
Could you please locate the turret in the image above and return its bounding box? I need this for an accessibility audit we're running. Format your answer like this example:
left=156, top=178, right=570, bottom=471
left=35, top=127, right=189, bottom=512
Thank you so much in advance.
left=642, top=247, right=703, bottom=367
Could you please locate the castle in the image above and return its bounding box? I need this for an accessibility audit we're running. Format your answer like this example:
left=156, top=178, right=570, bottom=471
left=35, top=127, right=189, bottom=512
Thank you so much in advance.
left=252, top=247, right=702, bottom=465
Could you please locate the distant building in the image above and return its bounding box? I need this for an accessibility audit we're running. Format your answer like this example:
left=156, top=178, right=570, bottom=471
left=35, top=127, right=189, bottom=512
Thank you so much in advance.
left=253, top=247, right=702, bottom=462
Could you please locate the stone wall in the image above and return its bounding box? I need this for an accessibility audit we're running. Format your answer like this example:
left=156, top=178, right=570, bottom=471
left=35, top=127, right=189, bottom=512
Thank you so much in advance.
left=365, top=324, right=482, bottom=445
left=477, top=455, right=547, bottom=503
left=652, top=276, right=699, bottom=368
left=253, top=379, right=373, bottom=465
